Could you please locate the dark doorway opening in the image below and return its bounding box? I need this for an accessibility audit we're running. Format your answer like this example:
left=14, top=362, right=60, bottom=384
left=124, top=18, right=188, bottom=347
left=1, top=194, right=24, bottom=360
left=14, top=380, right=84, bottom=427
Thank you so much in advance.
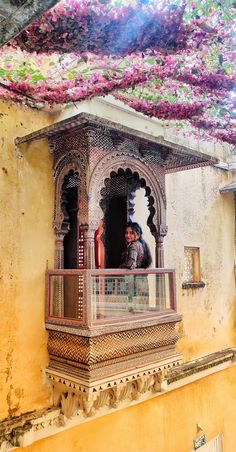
left=106, top=196, right=127, bottom=268
left=63, top=185, right=78, bottom=269
left=61, top=171, right=81, bottom=318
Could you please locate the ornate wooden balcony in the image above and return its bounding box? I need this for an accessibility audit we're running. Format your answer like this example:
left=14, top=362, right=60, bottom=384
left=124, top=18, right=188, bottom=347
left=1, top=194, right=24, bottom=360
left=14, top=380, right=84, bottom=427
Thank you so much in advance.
left=45, top=268, right=182, bottom=418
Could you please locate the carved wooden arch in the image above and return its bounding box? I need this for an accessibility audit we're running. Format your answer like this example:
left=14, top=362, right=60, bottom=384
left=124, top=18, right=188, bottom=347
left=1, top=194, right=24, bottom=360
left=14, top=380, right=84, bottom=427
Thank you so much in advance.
left=53, top=152, right=87, bottom=233
left=100, top=167, right=156, bottom=236
left=53, top=152, right=88, bottom=269
left=88, top=150, right=166, bottom=233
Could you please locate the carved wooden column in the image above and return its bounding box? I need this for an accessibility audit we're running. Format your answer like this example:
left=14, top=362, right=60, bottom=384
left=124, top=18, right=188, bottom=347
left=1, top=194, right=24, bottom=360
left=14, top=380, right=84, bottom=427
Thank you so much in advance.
left=154, top=225, right=168, bottom=310
left=83, top=226, right=96, bottom=269
left=156, top=225, right=168, bottom=268
left=156, top=236, right=164, bottom=268
left=54, top=231, right=66, bottom=269
left=53, top=231, right=67, bottom=318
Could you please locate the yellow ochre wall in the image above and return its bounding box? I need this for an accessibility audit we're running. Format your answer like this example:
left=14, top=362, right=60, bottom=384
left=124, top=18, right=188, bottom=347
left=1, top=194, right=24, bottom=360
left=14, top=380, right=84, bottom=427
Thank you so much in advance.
left=0, top=101, right=57, bottom=420
left=165, top=167, right=236, bottom=360
left=18, top=366, right=236, bottom=452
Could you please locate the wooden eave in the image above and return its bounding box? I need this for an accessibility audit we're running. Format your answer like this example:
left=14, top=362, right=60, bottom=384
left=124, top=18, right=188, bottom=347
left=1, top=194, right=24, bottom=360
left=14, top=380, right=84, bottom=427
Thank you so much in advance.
left=15, top=112, right=218, bottom=172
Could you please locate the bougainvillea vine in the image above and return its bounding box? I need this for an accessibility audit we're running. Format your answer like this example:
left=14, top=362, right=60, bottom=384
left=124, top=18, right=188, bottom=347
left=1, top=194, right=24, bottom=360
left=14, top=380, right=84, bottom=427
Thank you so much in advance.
left=0, top=0, right=235, bottom=144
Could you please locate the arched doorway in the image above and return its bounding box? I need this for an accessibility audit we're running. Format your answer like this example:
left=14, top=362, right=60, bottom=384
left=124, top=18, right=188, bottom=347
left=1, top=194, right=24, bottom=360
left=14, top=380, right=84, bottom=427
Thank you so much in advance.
left=99, top=168, right=156, bottom=268
left=61, top=170, right=80, bottom=269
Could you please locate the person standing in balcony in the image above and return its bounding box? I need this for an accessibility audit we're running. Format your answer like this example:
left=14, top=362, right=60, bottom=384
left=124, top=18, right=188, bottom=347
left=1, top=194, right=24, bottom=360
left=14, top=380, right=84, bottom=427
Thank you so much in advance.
left=119, top=221, right=152, bottom=269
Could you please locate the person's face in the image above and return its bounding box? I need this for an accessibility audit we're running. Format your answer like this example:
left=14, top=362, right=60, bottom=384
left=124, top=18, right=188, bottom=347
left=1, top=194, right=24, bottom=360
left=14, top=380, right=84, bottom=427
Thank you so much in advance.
left=125, top=226, right=140, bottom=243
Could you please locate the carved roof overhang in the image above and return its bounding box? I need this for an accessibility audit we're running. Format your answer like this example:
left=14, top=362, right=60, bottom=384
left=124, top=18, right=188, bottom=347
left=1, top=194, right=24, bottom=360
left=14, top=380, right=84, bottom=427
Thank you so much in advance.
left=15, top=112, right=218, bottom=172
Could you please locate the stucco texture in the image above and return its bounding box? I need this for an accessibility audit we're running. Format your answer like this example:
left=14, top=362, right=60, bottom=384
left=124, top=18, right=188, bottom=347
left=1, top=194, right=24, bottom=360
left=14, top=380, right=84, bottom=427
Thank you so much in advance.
left=165, top=166, right=236, bottom=360
left=0, top=101, right=57, bottom=420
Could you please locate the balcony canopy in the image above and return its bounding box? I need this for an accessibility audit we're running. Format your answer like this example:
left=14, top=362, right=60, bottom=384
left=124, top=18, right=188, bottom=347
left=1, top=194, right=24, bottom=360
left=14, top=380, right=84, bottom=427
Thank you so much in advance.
left=16, top=112, right=217, bottom=173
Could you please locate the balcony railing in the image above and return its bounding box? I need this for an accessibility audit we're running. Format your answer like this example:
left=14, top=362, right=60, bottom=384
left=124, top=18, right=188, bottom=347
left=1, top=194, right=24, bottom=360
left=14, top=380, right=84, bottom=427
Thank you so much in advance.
left=46, top=268, right=176, bottom=327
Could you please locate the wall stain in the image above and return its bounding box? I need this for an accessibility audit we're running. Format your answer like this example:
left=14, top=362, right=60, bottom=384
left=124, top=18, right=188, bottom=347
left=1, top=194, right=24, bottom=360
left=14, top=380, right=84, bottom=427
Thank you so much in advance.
left=5, top=351, right=13, bottom=384
left=5, top=349, right=22, bottom=417
left=7, top=385, right=20, bottom=417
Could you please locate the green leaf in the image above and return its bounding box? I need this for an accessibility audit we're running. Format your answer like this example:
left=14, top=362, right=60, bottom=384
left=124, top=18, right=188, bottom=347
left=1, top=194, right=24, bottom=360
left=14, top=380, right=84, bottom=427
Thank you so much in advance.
left=145, top=57, right=156, bottom=65
left=31, top=74, right=46, bottom=82
left=17, top=70, right=26, bottom=77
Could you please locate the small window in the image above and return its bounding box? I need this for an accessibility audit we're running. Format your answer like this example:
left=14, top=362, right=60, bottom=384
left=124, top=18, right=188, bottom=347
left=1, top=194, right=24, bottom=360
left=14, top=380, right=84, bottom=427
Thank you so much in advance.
left=182, top=247, right=205, bottom=289
left=193, top=433, right=223, bottom=451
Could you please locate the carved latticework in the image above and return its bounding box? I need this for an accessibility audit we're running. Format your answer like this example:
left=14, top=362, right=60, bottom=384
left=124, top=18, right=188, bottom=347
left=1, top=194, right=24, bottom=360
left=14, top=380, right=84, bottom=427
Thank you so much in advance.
left=46, top=318, right=181, bottom=386
left=48, top=322, right=178, bottom=366
left=88, top=147, right=166, bottom=228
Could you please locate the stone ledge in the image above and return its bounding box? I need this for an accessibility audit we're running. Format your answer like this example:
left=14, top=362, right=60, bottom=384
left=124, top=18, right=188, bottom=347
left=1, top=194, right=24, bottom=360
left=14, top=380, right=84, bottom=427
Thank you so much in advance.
left=182, top=281, right=205, bottom=290
left=166, top=348, right=236, bottom=384
left=0, top=408, right=60, bottom=450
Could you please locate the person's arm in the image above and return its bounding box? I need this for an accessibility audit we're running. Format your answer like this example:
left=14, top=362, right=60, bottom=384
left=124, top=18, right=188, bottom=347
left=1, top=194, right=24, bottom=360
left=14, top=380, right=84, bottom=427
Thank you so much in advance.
left=126, top=243, right=138, bottom=269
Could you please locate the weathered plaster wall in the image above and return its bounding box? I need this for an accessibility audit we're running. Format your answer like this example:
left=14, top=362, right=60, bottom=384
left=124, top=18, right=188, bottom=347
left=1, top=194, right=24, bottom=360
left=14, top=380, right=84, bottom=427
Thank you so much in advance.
left=0, top=100, right=56, bottom=420
left=0, top=99, right=235, bottom=452
left=17, top=365, right=236, bottom=452
left=165, top=166, right=236, bottom=360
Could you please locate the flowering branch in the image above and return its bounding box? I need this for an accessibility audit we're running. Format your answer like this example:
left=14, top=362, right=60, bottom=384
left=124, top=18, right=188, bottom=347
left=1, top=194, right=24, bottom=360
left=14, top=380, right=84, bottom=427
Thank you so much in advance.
left=13, top=0, right=185, bottom=55
left=0, top=0, right=235, bottom=144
